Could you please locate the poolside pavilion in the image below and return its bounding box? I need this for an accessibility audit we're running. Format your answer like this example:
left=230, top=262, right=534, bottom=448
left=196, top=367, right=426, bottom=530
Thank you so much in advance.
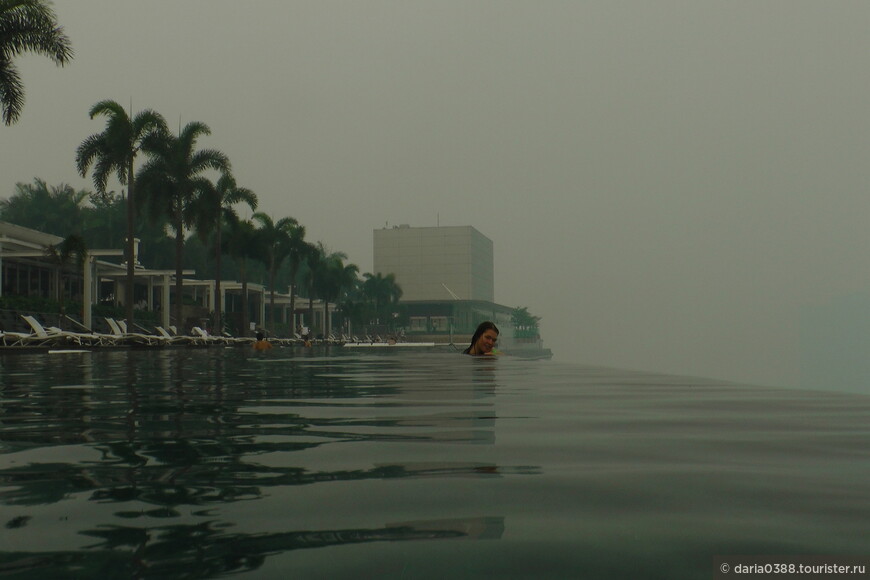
left=0, top=221, right=331, bottom=336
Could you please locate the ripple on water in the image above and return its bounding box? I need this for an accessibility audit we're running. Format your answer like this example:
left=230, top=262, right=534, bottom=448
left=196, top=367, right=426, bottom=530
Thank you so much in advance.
left=1, top=348, right=869, bottom=578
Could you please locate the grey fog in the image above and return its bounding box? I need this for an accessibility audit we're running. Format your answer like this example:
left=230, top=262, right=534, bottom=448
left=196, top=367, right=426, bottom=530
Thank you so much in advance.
left=4, top=1, right=870, bottom=392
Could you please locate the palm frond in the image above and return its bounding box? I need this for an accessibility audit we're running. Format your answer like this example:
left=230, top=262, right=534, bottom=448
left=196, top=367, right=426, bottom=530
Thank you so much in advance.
left=87, top=99, right=126, bottom=120
left=0, top=55, right=23, bottom=124
left=0, top=0, right=72, bottom=123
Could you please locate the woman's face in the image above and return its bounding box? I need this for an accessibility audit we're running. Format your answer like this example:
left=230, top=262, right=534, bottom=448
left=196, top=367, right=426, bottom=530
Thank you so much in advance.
left=475, top=329, right=499, bottom=355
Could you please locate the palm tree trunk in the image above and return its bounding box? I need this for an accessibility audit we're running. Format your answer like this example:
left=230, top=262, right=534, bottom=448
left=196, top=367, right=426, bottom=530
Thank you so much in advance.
left=214, top=223, right=222, bottom=333
left=269, top=260, right=276, bottom=334
left=240, top=259, right=249, bottom=337
left=307, top=278, right=315, bottom=337
left=289, top=280, right=296, bottom=334
left=174, top=208, right=184, bottom=331
left=125, top=157, right=136, bottom=325
left=58, top=271, right=66, bottom=317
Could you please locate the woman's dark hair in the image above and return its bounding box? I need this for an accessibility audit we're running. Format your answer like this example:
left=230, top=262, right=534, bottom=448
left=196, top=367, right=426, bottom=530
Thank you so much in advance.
left=256, top=331, right=265, bottom=341
left=463, top=321, right=499, bottom=355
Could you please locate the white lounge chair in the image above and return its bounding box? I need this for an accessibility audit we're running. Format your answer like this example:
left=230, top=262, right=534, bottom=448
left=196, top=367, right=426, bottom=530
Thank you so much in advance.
left=21, top=314, right=107, bottom=347
left=121, top=319, right=169, bottom=345
left=189, top=326, right=214, bottom=345
left=154, top=326, right=183, bottom=344
left=191, top=326, right=232, bottom=345
left=1, top=329, right=39, bottom=347
left=155, top=326, right=191, bottom=345
left=109, top=318, right=165, bottom=346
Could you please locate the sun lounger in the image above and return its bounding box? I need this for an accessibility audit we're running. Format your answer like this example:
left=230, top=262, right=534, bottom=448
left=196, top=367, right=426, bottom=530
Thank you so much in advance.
left=119, top=319, right=167, bottom=345
left=110, top=318, right=167, bottom=346
left=22, top=314, right=107, bottom=347
left=154, top=326, right=192, bottom=345
left=0, top=329, right=37, bottom=347
left=191, top=326, right=239, bottom=345
left=159, top=325, right=208, bottom=345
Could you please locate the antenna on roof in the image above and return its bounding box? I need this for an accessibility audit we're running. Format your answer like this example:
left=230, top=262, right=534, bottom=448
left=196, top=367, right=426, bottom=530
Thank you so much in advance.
left=441, top=283, right=461, bottom=300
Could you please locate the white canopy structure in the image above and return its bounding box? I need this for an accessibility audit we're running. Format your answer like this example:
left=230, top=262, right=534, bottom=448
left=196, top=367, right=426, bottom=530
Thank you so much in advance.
left=0, top=221, right=330, bottom=334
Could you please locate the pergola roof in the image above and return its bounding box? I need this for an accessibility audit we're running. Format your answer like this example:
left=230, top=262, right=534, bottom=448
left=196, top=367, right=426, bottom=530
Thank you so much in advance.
left=0, top=221, right=63, bottom=252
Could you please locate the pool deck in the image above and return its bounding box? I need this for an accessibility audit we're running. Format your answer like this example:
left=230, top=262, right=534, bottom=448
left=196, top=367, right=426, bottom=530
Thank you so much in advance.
left=0, top=335, right=451, bottom=351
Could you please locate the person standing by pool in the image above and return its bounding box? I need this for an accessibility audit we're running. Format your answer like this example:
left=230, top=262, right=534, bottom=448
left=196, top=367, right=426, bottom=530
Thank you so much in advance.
left=253, top=331, right=273, bottom=351
left=464, top=321, right=500, bottom=356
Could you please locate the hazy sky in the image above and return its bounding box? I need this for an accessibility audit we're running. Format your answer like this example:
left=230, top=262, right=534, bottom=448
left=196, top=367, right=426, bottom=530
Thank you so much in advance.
left=4, top=1, right=870, bottom=390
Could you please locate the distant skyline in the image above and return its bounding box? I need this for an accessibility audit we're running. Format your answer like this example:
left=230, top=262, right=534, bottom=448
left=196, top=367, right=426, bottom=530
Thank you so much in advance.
left=4, top=1, right=870, bottom=391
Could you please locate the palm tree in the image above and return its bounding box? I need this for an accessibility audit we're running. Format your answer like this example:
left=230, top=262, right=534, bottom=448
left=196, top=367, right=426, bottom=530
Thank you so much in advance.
left=281, top=222, right=307, bottom=334
left=222, top=215, right=259, bottom=336
left=318, top=256, right=359, bottom=338
left=137, top=121, right=229, bottom=329
left=511, top=306, right=541, bottom=337
left=337, top=278, right=368, bottom=338
left=193, top=173, right=257, bottom=334
left=76, top=100, right=167, bottom=325
left=0, top=0, right=72, bottom=125
left=82, top=189, right=124, bottom=250
left=80, top=188, right=174, bottom=270
left=43, top=233, right=87, bottom=319
left=252, top=212, right=297, bottom=334
left=290, top=244, right=360, bottom=338
left=301, top=242, right=325, bottom=336
left=0, top=178, right=88, bottom=235
left=362, top=272, right=403, bottom=321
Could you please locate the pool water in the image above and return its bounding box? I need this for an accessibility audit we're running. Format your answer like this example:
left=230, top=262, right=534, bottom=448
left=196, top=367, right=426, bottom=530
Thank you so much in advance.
left=1, top=348, right=868, bottom=578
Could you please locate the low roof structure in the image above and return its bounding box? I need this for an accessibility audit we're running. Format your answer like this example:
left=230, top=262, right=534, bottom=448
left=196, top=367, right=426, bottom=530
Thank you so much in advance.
left=0, top=221, right=327, bottom=333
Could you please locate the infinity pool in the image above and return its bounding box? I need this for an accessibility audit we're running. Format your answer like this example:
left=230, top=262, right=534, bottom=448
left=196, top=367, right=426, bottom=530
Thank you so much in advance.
left=1, top=348, right=868, bottom=578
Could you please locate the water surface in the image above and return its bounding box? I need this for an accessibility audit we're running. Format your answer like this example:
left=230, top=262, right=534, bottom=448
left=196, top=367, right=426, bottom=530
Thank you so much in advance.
left=1, top=348, right=868, bottom=578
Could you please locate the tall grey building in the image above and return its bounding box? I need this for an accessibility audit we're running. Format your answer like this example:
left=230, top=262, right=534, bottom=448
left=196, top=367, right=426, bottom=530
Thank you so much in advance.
left=373, top=225, right=494, bottom=302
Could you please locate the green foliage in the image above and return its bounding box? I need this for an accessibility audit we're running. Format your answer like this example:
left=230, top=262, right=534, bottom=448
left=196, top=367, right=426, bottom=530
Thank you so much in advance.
left=1, top=96, right=383, bottom=332
left=44, top=234, right=87, bottom=266
left=76, top=99, right=169, bottom=323
left=44, top=233, right=88, bottom=314
left=336, top=271, right=405, bottom=333
left=511, top=306, right=541, bottom=337
left=361, top=272, right=403, bottom=324
left=0, top=179, right=176, bottom=264
left=0, top=0, right=73, bottom=124
left=0, top=179, right=88, bottom=236
left=253, top=212, right=301, bottom=332
left=192, top=172, right=257, bottom=331
left=136, top=120, right=230, bottom=325
left=0, top=294, right=62, bottom=314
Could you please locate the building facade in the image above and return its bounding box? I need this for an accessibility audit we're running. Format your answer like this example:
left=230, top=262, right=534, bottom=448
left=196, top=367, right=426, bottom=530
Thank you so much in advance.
left=372, top=225, right=517, bottom=338
left=373, top=225, right=494, bottom=302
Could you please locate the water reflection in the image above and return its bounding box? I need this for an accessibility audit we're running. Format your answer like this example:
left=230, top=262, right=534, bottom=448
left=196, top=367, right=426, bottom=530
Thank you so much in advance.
left=0, top=349, right=520, bottom=577
left=2, top=516, right=504, bottom=579
left=4, top=350, right=870, bottom=578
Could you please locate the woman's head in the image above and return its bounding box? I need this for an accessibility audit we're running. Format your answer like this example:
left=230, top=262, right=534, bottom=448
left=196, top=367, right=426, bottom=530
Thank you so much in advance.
left=465, top=321, right=499, bottom=355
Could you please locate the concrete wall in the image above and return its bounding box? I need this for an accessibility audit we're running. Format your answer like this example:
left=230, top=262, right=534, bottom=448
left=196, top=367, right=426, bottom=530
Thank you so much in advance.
left=373, top=225, right=494, bottom=302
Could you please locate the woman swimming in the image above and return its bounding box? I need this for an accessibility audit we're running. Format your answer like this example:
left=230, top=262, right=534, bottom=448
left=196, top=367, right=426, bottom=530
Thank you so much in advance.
left=464, top=321, right=499, bottom=356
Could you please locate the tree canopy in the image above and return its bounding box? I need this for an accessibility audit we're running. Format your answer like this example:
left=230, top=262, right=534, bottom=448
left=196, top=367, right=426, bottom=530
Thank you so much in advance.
left=6, top=97, right=556, bottom=337
left=76, top=100, right=168, bottom=323
left=0, top=0, right=73, bottom=124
